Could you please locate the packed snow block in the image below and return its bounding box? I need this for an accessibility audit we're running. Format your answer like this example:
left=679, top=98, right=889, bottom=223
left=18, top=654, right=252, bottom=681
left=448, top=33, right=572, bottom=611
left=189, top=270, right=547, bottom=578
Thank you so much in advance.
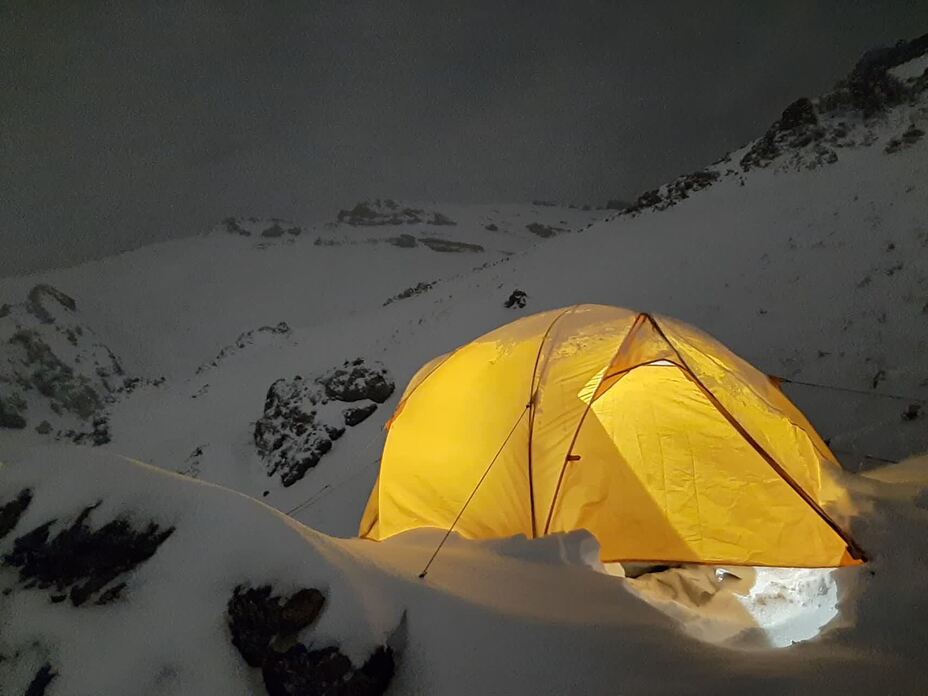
left=255, top=361, right=394, bottom=486
left=3, top=500, right=174, bottom=607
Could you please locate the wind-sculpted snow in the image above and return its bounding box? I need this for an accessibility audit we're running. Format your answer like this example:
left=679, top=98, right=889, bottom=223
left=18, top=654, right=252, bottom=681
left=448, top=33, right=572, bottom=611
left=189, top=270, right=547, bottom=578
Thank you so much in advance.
left=0, top=448, right=400, bottom=696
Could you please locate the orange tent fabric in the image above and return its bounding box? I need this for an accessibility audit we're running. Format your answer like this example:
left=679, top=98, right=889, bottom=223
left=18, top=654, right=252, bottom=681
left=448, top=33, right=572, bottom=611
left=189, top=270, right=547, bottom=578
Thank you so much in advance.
left=360, top=305, right=863, bottom=567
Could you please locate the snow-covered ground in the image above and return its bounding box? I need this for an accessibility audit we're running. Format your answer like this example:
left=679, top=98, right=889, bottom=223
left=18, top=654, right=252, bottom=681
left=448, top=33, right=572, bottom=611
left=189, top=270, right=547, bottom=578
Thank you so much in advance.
left=2, top=35, right=928, bottom=696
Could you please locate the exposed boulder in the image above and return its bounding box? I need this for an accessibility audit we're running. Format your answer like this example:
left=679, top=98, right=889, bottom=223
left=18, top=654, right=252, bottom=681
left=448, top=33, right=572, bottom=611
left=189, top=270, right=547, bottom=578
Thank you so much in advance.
left=383, top=281, right=434, bottom=306
left=336, top=199, right=456, bottom=227
left=885, top=123, right=925, bottom=153
left=0, top=392, right=27, bottom=429
left=3, top=501, right=174, bottom=607
left=220, top=217, right=302, bottom=238
left=227, top=584, right=394, bottom=696
left=0, top=284, right=125, bottom=433
left=418, top=237, right=483, bottom=253
left=0, top=488, right=32, bottom=539
left=504, top=290, right=528, bottom=309
left=24, top=663, right=56, bottom=696
left=254, top=360, right=394, bottom=486
left=319, top=359, right=395, bottom=404
left=526, top=222, right=566, bottom=238
left=344, top=403, right=378, bottom=426
left=26, top=285, right=77, bottom=324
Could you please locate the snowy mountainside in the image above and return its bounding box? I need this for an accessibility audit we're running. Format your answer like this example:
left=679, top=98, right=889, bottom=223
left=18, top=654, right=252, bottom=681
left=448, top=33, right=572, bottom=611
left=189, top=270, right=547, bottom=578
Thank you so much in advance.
left=0, top=202, right=600, bottom=380
left=2, top=32, right=928, bottom=696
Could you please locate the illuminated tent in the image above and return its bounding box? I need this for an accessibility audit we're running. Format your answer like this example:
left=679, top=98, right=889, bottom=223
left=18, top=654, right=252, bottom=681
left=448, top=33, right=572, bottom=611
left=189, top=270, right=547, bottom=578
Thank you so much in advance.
left=360, top=305, right=864, bottom=567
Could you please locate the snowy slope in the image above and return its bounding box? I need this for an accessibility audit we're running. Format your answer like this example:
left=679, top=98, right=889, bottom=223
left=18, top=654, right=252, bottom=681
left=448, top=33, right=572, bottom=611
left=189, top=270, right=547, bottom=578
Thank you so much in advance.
left=2, top=33, right=928, bottom=696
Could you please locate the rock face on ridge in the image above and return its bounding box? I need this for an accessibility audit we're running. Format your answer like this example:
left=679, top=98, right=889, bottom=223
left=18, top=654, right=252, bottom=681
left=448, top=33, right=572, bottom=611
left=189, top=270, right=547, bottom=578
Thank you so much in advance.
left=254, top=359, right=395, bottom=486
left=0, top=284, right=127, bottom=437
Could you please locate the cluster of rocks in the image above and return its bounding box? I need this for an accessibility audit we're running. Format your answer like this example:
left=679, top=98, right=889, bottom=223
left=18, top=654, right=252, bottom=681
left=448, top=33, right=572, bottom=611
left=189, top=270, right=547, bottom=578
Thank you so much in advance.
left=525, top=222, right=568, bottom=238
left=221, top=217, right=303, bottom=238
left=885, top=123, right=925, bottom=153
left=336, top=199, right=456, bottom=227
left=504, top=290, right=528, bottom=309
left=383, top=281, right=435, bottom=306
left=227, top=584, right=394, bottom=696
left=621, top=32, right=928, bottom=217
left=0, top=485, right=395, bottom=696
left=0, top=284, right=126, bottom=437
left=622, top=169, right=722, bottom=216
left=254, top=359, right=395, bottom=486
left=196, top=322, right=292, bottom=375
left=1, top=493, right=174, bottom=607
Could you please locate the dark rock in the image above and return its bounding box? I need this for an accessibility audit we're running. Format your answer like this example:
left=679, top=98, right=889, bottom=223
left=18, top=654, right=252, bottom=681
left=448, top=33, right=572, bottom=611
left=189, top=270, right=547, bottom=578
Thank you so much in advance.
left=319, top=360, right=395, bottom=404
left=255, top=361, right=394, bottom=485
left=344, top=403, right=378, bottom=426
left=224, top=217, right=251, bottom=236
left=383, top=281, right=434, bottom=306
left=418, top=237, right=483, bottom=253
left=885, top=123, right=925, bottom=153
left=197, top=322, right=291, bottom=374
left=262, top=224, right=286, bottom=238
left=525, top=222, right=565, bottom=238
left=26, top=284, right=77, bottom=324
left=504, top=290, right=528, bottom=309
left=428, top=212, right=457, bottom=226
left=902, top=403, right=922, bottom=421
left=0, top=488, right=32, bottom=539
left=227, top=585, right=326, bottom=668
left=0, top=392, right=27, bottom=428
left=263, top=644, right=394, bottom=696
left=484, top=223, right=499, bottom=231
left=387, top=233, right=417, bottom=248
left=8, top=330, right=103, bottom=419
left=3, top=502, right=174, bottom=607
left=779, top=98, right=818, bottom=131
left=25, top=662, right=56, bottom=696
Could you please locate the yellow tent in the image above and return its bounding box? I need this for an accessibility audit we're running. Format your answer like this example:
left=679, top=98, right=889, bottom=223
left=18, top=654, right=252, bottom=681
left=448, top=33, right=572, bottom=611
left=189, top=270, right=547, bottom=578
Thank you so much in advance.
left=360, top=305, right=864, bottom=567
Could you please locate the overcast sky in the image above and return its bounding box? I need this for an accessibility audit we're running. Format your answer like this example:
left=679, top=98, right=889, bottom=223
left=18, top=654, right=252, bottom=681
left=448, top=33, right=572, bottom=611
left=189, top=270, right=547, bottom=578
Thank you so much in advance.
left=3, top=1, right=928, bottom=276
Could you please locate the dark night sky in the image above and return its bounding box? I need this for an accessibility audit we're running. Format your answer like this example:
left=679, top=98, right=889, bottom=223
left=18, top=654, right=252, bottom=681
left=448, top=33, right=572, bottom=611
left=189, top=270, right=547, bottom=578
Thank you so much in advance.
left=3, top=1, right=928, bottom=275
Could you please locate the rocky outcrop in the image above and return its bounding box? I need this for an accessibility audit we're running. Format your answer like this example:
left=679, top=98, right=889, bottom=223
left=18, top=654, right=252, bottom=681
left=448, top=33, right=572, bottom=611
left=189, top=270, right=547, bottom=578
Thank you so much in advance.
left=885, top=123, right=925, bottom=153
left=3, top=500, right=174, bottom=607
left=227, top=584, right=394, bottom=696
left=196, top=322, right=292, bottom=374
left=0, top=284, right=126, bottom=435
left=254, top=360, right=395, bottom=486
left=383, top=281, right=435, bottom=306
left=336, top=199, right=456, bottom=227
left=221, top=217, right=302, bottom=238
left=504, top=290, right=528, bottom=309
left=526, top=222, right=567, bottom=238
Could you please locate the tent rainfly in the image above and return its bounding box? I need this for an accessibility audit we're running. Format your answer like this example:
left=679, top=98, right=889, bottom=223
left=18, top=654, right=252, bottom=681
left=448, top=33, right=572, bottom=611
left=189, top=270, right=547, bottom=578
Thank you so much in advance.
left=359, top=305, right=864, bottom=567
